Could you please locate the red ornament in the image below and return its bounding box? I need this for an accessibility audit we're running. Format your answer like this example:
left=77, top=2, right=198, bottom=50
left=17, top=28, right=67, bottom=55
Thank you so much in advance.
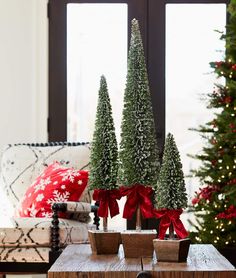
left=215, top=61, right=223, bottom=67
left=212, top=120, right=217, bottom=128
left=231, top=64, right=236, bottom=71
left=211, top=160, right=217, bottom=166
left=211, top=138, right=217, bottom=145
left=229, top=123, right=235, bottom=129
left=217, top=205, right=236, bottom=220
left=224, top=96, right=232, bottom=104
left=227, top=179, right=236, bottom=185
left=193, top=185, right=219, bottom=203
left=192, top=197, right=200, bottom=205
left=218, top=149, right=224, bottom=156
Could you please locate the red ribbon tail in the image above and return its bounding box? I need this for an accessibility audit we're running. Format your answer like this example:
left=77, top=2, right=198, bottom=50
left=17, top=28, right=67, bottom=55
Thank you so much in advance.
left=98, top=200, right=109, bottom=218
left=173, top=218, right=189, bottom=239
left=109, top=199, right=120, bottom=218
left=158, top=216, right=171, bottom=240
left=123, top=200, right=137, bottom=219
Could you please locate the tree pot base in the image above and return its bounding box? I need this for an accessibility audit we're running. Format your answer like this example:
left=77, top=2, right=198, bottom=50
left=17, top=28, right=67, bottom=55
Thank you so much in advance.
left=88, top=230, right=121, bottom=255
left=121, top=230, right=157, bottom=258
left=153, top=238, right=191, bottom=262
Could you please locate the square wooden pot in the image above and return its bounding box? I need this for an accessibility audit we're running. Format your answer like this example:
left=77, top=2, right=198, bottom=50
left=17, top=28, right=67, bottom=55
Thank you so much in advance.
left=153, top=238, right=191, bottom=262
left=88, top=230, right=121, bottom=255
left=121, top=230, right=157, bottom=258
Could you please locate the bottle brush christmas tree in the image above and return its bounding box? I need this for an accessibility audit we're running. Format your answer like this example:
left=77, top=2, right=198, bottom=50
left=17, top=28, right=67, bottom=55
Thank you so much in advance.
left=89, top=75, right=120, bottom=232
left=154, top=133, right=188, bottom=240
left=189, top=0, right=236, bottom=249
left=119, top=18, right=160, bottom=230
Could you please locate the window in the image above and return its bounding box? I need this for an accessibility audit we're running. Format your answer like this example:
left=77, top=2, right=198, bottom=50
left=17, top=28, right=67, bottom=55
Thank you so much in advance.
left=67, top=4, right=127, bottom=143
left=48, top=0, right=228, bottom=229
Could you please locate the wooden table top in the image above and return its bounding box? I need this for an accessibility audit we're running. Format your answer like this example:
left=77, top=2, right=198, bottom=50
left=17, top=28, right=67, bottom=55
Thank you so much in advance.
left=48, top=244, right=236, bottom=278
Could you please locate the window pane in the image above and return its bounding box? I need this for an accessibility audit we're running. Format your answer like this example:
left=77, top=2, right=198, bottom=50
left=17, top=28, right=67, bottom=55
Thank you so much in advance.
left=67, top=4, right=127, bottom=231
left=67, top=4, right=127, bottom=143
left=166, top=4, right=226, bottom=226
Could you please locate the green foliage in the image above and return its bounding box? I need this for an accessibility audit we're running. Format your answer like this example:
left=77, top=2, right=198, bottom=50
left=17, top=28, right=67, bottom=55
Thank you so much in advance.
left=189, top=1, right=236, bottom=248
left=119, top=18, right=160, bottom=187
left=89, top=75, right=118, bottom=190
left=155, top=133, right=188, bottom=209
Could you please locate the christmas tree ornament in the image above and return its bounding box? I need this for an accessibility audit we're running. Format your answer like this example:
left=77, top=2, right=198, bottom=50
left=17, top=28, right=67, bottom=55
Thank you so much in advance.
left=153, top=133, right=190, bottom=262
left=88, top=75, right=121, bottom=254
left=119, top=18, right=160, bottom=258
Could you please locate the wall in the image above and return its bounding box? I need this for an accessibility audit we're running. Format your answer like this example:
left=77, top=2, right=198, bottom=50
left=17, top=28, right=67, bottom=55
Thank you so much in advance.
left=0, top=0, right=48, bottom=151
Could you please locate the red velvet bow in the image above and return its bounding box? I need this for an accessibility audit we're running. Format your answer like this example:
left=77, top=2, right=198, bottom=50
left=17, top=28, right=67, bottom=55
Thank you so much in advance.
left=93, top=189, right=121, bottom=218
left=153, top=209, right=189, bottom=239
left=120, top=184, right=154, bottom=219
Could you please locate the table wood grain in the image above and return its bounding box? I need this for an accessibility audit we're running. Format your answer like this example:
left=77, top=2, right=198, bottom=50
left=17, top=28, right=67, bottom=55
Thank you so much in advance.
left=48, top=244, right=141, bottom=278
left=143, top=244, right=236, bottom=278
left=48, top=244, right=236, bottom=278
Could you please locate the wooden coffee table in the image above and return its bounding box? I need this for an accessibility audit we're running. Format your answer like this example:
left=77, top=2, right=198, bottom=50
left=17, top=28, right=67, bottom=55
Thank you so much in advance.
left=48, top=244, right=235, bottom=278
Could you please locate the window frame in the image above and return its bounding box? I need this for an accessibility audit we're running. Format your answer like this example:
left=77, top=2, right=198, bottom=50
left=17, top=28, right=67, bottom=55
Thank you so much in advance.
left=49, top=0, right=229, bottom=146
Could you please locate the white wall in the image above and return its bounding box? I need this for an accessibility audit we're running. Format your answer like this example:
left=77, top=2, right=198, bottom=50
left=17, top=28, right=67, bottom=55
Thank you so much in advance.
left=0, top=0, right=48, bottom=151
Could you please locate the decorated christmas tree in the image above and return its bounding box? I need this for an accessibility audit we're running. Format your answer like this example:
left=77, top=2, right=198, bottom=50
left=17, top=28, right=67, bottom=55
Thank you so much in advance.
left=154, top=133, right=188, bottom=239
left=89, top=75, right=120, bottom=231
left=189, top=0, right=236, bottom=249
left=119, top=18, right=160, bottom=230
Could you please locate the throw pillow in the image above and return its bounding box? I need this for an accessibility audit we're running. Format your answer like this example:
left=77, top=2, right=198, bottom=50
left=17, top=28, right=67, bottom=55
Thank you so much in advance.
left=18, top=162, right=88, bottom=218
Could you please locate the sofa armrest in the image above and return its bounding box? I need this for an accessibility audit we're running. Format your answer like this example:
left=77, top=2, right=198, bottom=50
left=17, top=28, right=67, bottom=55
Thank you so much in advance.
left=51, top=201, right=98, bottom=215
left=50, top=202, right=100, bottom=253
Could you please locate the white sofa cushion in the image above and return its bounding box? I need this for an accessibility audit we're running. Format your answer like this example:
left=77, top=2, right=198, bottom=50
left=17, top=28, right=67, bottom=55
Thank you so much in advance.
left=0, top=217, right=95, bottom=247
left=0, top=143, right=91, bottom=216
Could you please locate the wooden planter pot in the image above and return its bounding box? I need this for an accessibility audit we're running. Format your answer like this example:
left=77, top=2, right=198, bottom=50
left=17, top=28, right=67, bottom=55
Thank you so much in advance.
left=88, top=230, right=121, bottom=255
left=153, top=238, right=191, bottom=262
left=121, top=230, right=157, bottom=258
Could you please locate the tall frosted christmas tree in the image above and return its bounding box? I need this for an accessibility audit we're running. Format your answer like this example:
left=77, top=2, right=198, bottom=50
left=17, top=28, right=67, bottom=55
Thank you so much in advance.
left=154, top=133, right=188, bottom=239
left=119, top=18, right=160, bottom=230
left=89, top=75, right=120, bottom=231
left=190, top=0, right=236, bottom=250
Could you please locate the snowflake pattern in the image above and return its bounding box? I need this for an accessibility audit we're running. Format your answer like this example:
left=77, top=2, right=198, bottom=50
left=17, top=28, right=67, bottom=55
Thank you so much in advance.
left=36, top=193, right=44, bottom=202
left=41, top=211, right=53, bottom=218
left=60, top=169, right=81, bottom=183
left=78, top=180, right=83, bottom=185
left=46, top=190, right=70, bottom=205
left=28, top=203, right=37, bottom=217
left=34, top=177, right=51, bottom=193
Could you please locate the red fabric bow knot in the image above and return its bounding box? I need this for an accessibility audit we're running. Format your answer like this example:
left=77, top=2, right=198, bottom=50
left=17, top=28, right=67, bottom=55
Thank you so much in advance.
left=120, top=184, right=154, bottom=219
left=93, top=189, right=121, bottom=218
left=153, top=209, right=189, bottom=239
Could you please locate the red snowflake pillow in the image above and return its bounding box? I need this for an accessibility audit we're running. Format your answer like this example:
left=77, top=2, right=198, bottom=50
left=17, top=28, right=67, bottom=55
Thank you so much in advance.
left=18, top=162, right=88, bottom=218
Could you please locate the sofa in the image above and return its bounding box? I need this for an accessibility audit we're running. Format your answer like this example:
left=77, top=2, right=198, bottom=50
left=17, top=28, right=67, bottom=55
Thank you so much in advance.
left=0, top=142, right=98, bottom=275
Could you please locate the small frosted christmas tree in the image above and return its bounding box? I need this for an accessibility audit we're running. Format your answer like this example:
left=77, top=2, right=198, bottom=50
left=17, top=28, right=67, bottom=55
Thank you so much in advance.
left=154, top=133, right=188, bottom=239
left=89, top=75, right=120, bottom=231
left=119, top=18, right=160, bottom=230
